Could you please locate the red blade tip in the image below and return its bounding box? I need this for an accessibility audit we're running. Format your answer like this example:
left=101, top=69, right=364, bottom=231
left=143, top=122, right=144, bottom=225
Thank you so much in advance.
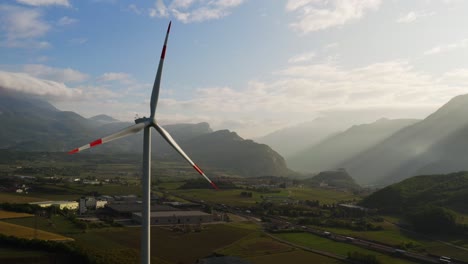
left=68, top=148, right=79, bottom=154
left=210, top=182, right=219, bottom=190
left=90, top=139, right=103, bottom=147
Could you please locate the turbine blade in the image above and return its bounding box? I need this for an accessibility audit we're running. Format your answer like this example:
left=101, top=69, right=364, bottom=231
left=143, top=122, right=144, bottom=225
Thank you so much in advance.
left=150, top=21, right=172, bottom=118
left=68, top=122, right=147, bottom=154
left=154, top=123, right=219, bottom=190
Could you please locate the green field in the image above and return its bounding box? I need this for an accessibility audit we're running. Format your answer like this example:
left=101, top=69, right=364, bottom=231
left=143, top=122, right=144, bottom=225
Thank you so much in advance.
left=0, top=192, right=45, bottom=203
left=4, top=215, right=347, bottom=264
left=0, top=221, right=73, bottom=241
left=275, top=232, right=415, bottom=264
left=309, top=216, right=468, bottom=262
left=0, top=210, right=33, bottom=219
left=171, top=186, right=360, bottom=207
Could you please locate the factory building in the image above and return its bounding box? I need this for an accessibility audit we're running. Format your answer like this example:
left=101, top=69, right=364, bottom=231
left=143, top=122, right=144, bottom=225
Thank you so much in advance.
left=30, top=201, right=79, bottom=210
left=132, top=211, right=213, bottom=225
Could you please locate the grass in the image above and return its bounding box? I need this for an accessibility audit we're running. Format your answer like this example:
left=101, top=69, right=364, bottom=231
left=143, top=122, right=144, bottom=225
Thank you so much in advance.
left=275, top=232, right=415, bottom=264
left=217, top=232, right=293, bottom=257
left=247, top=249, right=342, bottom=264
left=0, top=248, right=53, bottom=264
left=3, top=214, right=83, bottom=235
left=313, top=221, right=421, bottom=247
left=0, top=192, right=44, bottom=203
left=286, top=187, right=360, bottom=204
left=0, top=210, right=33, bottom=219
left=68, top=223, right=256, bottom=264
left=172, top=186, right=360, bottom=208
left=0, top=221, right=73, bottom=241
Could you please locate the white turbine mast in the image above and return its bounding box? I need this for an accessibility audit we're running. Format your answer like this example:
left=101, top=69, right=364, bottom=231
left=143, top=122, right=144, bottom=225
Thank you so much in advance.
left=68, top=21, right=219, bottom=264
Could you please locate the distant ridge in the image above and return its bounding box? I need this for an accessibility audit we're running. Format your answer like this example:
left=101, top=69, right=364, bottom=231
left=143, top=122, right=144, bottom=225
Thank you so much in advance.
left=287, top=118, right=419, bottom=174
left=0, top=90, right=291, bottom=177
left=89, top=114, right=119, bottom=123
left=341, top=93, right=468, bottom=185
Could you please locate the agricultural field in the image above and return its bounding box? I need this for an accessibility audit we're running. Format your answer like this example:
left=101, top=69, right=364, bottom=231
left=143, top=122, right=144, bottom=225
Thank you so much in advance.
left=0, top=192, right=44, bottom=203
left=171, top=186, right=360, bottom=208
left=0, top=210, right=33, bottom=219
left=3, top=214, right=83, bottom=236
left=247, top=249, right=342, bottom=264
left=310, top=216, right=468, bottom=262
left=0, top=221, right=73, bottom=241
left=275, top=232, right=415, bottom=264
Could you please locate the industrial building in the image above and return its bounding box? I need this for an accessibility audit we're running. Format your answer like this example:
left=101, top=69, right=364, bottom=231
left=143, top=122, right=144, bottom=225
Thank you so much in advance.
left=30, top=201, right=79, bottom=210
left=107, top=203, right=179, bottom=217
left=132, top=211, right=213, bottom=225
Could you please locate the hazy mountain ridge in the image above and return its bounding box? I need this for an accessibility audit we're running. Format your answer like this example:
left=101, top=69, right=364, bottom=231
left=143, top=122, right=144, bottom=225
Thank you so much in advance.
left=340, top=94, right=468, bottom=185
left=0, top=90, right=290, bottom=177
left=255, top=118, right=353, bottom=158
left=287, top=118, right=419, bottom=174
left=89, top=114, right=119, bottom=123
left=173, top=130, right=292, bottom=177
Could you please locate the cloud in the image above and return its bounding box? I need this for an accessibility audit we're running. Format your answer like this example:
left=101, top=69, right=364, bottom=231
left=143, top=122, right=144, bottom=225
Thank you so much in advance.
left=0, top=70, right=122, bottom=110
left=288, top=51, right=316, bottom=63
left=23, top=64, right=89, bottom=83
left=15, top=0, right=70, bottom=7
left=0, top=5, right=50, bottom=48
left=153, top=59, right=468, bottom=137
left=98, top=72, right=132, bottom=83
left=424, top=38, right=468, bottom=55
left=396, top=11, right=434, bottom=24
left=149, top=0, right=169, bottom=18
left=128, top=4, right=143, bottom=15
left=286, top=0, right=381, bottom=34
left=57, top=16, right=78, bottom=26
left=0, top=71, right=82, bottom=100
left=146, top=0, right=245, bottom=23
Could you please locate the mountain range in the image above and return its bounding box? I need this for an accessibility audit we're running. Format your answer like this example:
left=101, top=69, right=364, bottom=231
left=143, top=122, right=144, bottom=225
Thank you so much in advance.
left=255, top=118, right=355, bottom=158
left=0, top=88, right=290, bottom=177
left=5, top=86, right=468, bottom=186
left=287, top=118, right=419, bottom=174
left=339, top=94, right=468, bottom=185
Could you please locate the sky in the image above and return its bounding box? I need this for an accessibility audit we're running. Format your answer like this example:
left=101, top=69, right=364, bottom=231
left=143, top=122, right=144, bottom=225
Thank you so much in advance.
left=1, top=0, right=468, bottom=138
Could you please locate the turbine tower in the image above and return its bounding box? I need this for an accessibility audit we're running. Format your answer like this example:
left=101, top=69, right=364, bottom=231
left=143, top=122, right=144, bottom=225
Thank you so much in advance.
left=69, top=21, right=218, bottom=264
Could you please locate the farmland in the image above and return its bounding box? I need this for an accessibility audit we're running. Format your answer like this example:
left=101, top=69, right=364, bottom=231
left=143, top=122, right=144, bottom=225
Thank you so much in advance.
left=0, top=221, right=73, bottom=241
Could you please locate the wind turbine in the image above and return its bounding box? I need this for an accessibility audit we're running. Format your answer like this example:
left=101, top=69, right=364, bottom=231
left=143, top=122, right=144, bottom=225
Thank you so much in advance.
left=68, top=21, right=219, bottom=264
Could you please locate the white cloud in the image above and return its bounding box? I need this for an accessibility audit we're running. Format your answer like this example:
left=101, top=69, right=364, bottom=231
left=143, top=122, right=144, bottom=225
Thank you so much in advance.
left=153, top=60, right=467, bottom=137
left=23, top=64, right=89, bottom=83
left=149, top=0, right=168, bottom=18
left=57, top=16, right=78, bottom=26
left=0, top=71, right=82, bottom=100
left=288, top=51, right=316, bottom=63
left=0, top=5, right=50, bottom=48
left=424, top=38, right=468, bottom=55
left=98, top=72, right=131, bottom=82
left=396, top=11, right=434, bottom=24
left=147, top=0, right=245, bottom=23
left=15, top=0, right=70, bottom=7
left=286, top=0, right=381, bottom=34
left=128, top=4, right=143, bottom=15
